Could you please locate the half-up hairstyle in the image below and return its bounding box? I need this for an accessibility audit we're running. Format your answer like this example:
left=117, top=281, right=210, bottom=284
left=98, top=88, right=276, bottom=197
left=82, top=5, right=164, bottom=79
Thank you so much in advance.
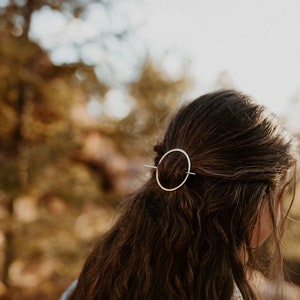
left=69, top=90, right=298, bottom=300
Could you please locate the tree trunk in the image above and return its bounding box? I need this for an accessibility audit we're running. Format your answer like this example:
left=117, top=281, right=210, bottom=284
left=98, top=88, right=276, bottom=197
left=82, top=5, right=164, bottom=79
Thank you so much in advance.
left=1, top=82, right=29, bottom=286
left=1, top=197, right=14, bottom=286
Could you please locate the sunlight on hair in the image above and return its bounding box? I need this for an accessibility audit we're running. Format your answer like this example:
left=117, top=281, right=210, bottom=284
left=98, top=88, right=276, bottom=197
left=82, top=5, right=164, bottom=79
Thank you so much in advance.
left=285, top=215, right=300, bottom=223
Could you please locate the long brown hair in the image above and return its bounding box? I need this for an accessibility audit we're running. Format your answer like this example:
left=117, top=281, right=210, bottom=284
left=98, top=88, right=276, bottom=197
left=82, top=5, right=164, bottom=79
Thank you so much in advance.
left=69, top=90, right=297, bottom=300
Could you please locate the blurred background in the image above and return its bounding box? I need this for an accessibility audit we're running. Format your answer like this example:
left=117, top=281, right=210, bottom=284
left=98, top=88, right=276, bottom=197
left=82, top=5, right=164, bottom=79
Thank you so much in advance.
left=0, top=0, right=300, bottom=299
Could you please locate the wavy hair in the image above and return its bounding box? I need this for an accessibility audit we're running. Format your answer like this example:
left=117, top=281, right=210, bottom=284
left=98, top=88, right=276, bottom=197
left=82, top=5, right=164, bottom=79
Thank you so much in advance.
left=69, top=90, right=298, bottom=300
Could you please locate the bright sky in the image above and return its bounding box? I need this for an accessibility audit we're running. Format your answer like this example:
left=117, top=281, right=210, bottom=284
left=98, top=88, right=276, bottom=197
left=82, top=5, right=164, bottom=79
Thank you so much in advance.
left=137, top=0, right=300, bottom=128
left=30, top=0, right=300, bottom=131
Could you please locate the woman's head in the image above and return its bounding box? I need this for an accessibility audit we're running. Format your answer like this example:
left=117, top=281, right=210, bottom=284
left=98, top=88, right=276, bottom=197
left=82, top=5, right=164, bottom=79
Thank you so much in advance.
left=154, top=89, right=296, bottom=241
left=70, top=90, right=298, bottom=300
left=150, top=89, right=297, bottom=296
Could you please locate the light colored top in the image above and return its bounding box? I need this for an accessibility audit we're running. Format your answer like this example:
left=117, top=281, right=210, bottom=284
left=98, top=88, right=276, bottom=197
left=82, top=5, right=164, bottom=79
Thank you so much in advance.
left=61, top=279, right=244, bottom=299
left=60, top=280, right=78, bottom=300
left=232, top=283, right=244, bottom=300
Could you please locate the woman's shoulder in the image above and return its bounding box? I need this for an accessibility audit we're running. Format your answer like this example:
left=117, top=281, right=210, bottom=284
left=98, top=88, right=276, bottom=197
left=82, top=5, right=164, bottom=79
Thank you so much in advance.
left=61, top=279, right=244, bottom=300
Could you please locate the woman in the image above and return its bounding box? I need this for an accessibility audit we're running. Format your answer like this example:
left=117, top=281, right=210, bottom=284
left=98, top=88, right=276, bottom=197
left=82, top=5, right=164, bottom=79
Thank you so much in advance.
left=65, top=90, right=298, bottom=299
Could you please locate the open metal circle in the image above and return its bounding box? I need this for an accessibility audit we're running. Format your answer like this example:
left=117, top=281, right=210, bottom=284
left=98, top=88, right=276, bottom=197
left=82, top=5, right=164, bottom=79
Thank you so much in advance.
left=155, top=148, right=194, bottom=192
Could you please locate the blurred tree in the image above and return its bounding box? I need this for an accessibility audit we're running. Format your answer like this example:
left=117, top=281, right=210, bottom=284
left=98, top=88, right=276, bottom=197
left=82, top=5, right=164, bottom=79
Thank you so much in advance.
left=0, top=0, right=189, bottom=298
left=113, top=61, right=187, bottom=153
left=0, top=0, right=110, bottom=289
left=0, top=32, right=102, bottom=286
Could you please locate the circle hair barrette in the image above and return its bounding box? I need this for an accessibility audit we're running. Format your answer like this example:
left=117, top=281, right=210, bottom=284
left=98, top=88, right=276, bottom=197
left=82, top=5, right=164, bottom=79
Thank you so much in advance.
left=144, top=148, right=196, bottom=192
